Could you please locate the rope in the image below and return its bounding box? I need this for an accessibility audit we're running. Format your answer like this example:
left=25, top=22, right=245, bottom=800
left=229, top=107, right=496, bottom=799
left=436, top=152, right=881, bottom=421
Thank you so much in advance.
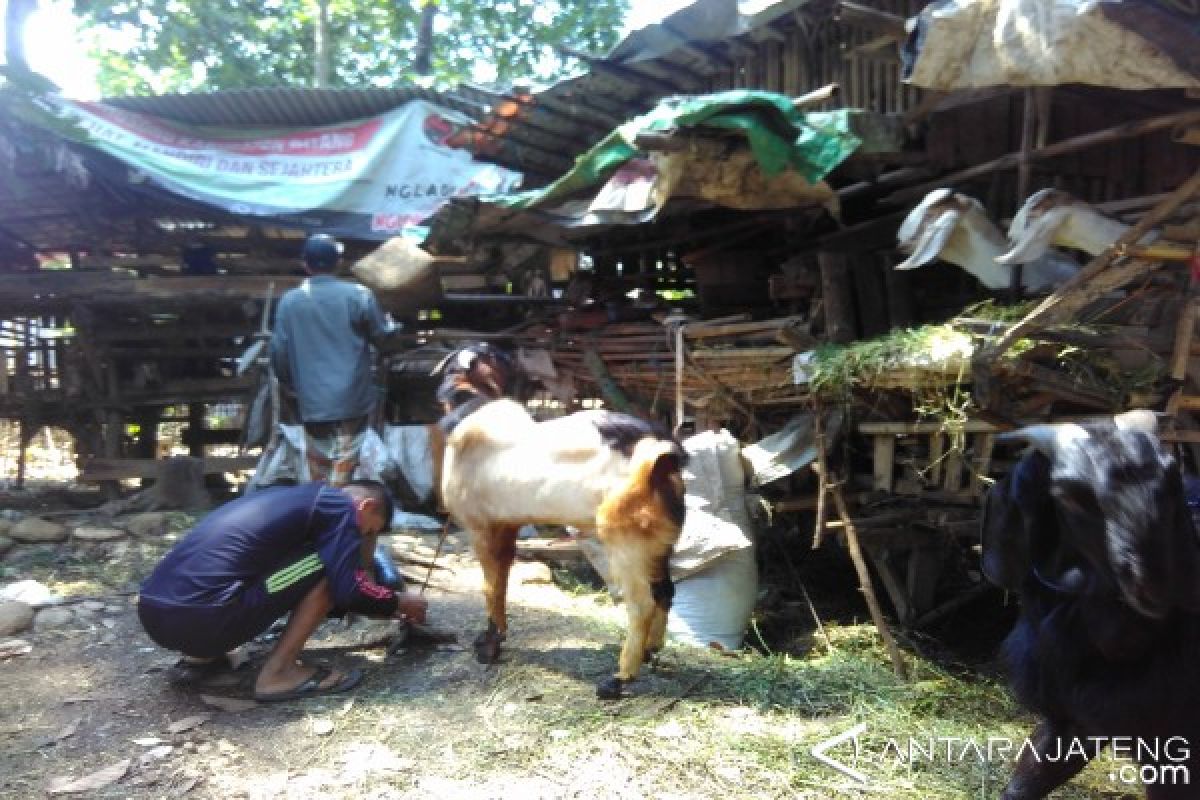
left=418, top=517, right=452, bottom=595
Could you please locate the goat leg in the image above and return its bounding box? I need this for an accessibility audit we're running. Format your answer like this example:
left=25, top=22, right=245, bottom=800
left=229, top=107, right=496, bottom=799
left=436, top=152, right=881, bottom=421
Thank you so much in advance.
left=606, top=569, right=657, bottom=697
left=644, top=555, right=675, bottom=665
left=471, top=524, right=518, bottom=665
left=473, top=619, right=506, bottom=664
left=1001, top=719, right=1096, bottom=800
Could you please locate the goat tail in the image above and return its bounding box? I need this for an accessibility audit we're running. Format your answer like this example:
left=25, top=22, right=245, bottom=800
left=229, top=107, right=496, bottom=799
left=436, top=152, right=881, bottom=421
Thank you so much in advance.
left=600, top=437, right=687, bottom=536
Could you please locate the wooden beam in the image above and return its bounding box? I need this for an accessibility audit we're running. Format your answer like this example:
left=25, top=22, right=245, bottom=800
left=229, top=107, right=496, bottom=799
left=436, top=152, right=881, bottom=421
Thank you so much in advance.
left=0, top=273, right=301, bottom=311
left=79, top=456, right=258, bottom=482
left=887, top=109, right=1200, bottom=206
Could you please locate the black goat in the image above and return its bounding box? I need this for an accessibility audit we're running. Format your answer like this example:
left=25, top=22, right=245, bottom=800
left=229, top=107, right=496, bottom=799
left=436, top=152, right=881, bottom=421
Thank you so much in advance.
left=982, top=413, right=1200, bottom=799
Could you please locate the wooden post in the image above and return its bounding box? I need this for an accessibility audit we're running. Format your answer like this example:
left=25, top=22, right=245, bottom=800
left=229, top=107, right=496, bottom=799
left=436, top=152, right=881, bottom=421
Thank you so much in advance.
left=103, top=366, right=123, bottom=500
left=187, top=403, right=206, bottom=459
left=872, top=435, right=895, bottom=492
left=852, top=253, right=889, bottom=339
left=818, top=252, right=857, bottom=344
left=879, top=251, right=915, bottom=330
left=1009, top=88, right=1039, bottom=299
left=15, top=417, right=27, bottom=490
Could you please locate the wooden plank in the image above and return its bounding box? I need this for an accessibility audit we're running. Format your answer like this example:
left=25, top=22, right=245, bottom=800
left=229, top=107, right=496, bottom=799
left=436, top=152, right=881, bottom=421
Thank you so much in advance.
left=942, top=447, right=963, bottom=492
left=872, top=435, right=895, bottom=492
left=80, top=456, right=258, bottom=482
left=928, top=433, right=945, bottom=485
left=1171, top=300, right=1198, bottom=380
left=970, top=433, right=996, bottom=497
left=682, top=316, right=804, bottom=340
left=859, top=420, right=1003, bottom=435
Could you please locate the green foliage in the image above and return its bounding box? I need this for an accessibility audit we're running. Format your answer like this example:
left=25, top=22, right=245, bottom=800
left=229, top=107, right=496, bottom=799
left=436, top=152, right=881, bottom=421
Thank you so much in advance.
left=71, top=0, right=630, bottom=95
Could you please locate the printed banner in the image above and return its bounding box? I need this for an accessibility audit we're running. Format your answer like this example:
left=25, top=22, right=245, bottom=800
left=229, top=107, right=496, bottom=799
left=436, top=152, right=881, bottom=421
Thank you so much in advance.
left=39, top=96, right=523, bottom=240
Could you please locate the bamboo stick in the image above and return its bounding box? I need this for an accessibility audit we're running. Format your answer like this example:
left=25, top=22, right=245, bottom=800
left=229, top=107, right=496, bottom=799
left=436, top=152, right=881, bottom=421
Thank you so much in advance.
left=830, top=483, right=908, bottom=679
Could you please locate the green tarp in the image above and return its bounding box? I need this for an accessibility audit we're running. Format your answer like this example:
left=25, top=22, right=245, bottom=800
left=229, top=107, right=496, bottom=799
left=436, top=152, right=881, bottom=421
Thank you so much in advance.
left=492, top=89, right=862, bottom=212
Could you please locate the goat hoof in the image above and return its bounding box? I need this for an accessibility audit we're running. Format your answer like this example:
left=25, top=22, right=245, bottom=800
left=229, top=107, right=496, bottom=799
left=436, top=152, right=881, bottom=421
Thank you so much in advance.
left=472, top=632, right=503, bottom=664
left=596, top=676, right=624, bottom=700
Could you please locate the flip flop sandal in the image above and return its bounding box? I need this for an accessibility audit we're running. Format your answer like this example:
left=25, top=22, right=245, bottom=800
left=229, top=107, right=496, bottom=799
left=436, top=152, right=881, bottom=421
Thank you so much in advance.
left=253, top=666, right=364, bottom=703
left=167, top=653, right=245, bottom=686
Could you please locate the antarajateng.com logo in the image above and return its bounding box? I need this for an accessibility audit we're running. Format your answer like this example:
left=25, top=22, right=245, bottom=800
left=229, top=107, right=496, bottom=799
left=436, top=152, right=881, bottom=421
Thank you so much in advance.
left=810, top=725, right=1191, bottom=789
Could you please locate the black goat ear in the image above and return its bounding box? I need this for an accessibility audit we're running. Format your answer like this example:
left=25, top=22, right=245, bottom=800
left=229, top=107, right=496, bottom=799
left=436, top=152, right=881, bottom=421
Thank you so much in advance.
left=1093, top=447, right=1200, bottom=617
left=980, top=483, right=1027, bottom=591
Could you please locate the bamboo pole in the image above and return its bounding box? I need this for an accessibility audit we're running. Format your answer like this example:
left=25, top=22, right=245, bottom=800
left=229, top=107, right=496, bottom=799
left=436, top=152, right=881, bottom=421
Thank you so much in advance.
left=811, top=408, right=832, bottom=550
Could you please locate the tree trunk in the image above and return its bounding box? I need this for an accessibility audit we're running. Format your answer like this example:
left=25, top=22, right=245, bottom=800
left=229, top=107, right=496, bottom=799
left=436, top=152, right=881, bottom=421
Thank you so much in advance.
left=314, top=0, right=331, bottom=88
left=4, top=0, right=37, bottom=74
left=415, top=1, right=438, bottom=76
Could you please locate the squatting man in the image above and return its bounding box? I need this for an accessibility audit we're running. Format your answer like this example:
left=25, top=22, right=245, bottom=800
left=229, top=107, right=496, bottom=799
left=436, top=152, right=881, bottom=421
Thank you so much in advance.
left=136, top=480, right=428, bottom=701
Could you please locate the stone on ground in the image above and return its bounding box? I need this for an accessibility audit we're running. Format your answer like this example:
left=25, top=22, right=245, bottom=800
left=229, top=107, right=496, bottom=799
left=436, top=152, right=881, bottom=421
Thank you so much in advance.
left=9, top=518, right=67, bottom=543
left=0, top=601, right=34, bottom=636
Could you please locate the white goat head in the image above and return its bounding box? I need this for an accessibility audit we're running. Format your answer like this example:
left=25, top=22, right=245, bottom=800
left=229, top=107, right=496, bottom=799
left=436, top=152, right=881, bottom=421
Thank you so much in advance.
left=997, top=188, right=1148, bottom=265
left=896, top=188, right=1078, bottom=292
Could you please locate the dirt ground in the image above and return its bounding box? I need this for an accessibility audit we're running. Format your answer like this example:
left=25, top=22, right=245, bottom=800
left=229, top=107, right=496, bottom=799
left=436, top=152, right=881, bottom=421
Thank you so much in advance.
left=0, top=504, right=1142, bottom=800
left=0, top=522, right=774, bottom=800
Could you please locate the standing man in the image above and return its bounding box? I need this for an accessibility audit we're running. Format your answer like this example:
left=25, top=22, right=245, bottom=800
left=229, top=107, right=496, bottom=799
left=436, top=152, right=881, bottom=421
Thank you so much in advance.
left=137, top=480, right=428, bottom=701
left=271, top=233, right=406, bottom=587
left=271, top=232, right=397, bottom=485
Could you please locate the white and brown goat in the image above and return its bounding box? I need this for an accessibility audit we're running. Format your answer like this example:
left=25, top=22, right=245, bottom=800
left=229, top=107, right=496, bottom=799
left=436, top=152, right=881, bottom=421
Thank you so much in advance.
left=996, top=187, right=1160, bottom=266
left=896, top=188, right=1079, bottom=291
left=435, top=344, right=687, bottom=698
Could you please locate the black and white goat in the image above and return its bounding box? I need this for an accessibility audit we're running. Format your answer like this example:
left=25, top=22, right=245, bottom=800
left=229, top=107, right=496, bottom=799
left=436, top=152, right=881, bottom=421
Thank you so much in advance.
left=983, top=411, right=1200, bottom=799
left=435, top=344, right=687, bottom=698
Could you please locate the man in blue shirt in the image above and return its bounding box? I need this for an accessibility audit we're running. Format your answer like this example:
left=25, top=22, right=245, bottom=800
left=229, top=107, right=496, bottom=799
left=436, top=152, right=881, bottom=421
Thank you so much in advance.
left=138, top=480, right=428, bottom=702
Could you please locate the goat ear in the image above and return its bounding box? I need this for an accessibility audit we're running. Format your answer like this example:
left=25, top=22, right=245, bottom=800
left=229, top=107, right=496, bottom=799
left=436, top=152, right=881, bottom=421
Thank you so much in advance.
left=996, top=422, right=1089, bottom=459
left=1116, top=458, right=1200, bottom=616
left=997, top=207, right=1069, bottom=265
left=895, top=208, right=961, bottom=269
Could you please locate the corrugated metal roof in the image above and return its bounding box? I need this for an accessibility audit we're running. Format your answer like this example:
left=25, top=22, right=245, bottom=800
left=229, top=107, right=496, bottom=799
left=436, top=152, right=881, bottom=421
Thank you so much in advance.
left=459, top=0, right=820, bottom=181
left=104, top=86, right=497, bottom=127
